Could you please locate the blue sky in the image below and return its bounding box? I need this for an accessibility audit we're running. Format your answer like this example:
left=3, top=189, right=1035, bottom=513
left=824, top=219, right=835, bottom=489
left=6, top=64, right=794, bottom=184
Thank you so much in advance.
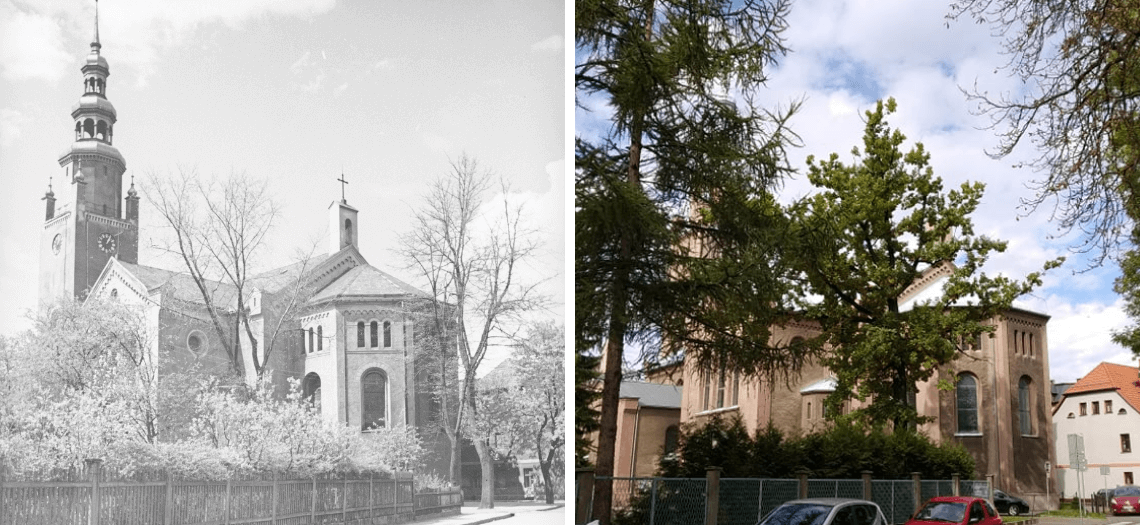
left=0, top=0, right=565, bottom=374
left=576, top=0, right=1137, bottom=383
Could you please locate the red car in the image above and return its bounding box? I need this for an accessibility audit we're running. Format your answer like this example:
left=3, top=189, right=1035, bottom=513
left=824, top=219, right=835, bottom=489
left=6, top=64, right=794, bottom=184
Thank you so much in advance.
left=1111, top=486, right=1140, bottom=515
left=906, top=497, right=1002, bottom=525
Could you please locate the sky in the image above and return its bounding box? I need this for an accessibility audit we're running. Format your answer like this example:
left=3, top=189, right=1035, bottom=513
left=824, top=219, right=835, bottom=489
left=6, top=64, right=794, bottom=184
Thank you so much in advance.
left=575, top=0, right=1138, bottom=383
left=0, top=0, right=565, bottom=375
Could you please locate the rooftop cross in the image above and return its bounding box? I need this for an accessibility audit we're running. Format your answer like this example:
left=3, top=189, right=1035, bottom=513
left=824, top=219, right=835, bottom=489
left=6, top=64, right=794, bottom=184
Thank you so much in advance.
left=338, top=172, right=349, bottom=203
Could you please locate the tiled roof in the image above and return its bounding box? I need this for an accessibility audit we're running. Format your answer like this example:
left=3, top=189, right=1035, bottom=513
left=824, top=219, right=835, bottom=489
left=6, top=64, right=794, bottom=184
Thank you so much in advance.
left=619, top=381, right=682, bottom=409
left=249, top=254, right=330, bottom=292
left=117, top=261, right=240, bottom=308
left=1065, top=362, right=1140, bottom=413
left=308, top=264, right=428, bottom=303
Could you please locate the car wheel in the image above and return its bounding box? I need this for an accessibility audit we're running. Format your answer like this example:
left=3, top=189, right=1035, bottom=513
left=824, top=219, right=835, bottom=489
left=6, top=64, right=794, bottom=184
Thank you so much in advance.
left=1008, top=506, right=1020, bottom=516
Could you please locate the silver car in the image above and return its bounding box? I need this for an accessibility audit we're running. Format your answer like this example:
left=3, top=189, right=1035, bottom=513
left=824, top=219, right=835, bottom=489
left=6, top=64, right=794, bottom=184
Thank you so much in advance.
left=757, top=498, right=889, bottom=525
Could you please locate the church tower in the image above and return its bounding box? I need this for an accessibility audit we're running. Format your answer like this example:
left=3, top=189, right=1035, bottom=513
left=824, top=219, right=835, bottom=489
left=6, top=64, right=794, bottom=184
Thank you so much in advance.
left=39, top=0, right=139, bottom=305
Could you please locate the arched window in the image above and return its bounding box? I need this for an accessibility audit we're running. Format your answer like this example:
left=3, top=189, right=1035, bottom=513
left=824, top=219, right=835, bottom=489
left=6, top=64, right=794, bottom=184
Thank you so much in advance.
left=317, top=325, right=323, bottom=351
left=357, top=321, right=366, bottom=347
left=370, top=321, right=379, bottom=348
left=302, top=373, right=321, bottom=412
left=383, top=321, right=391, bottom=348
left=83, top=119, right=95, bottom=139
left=75, top=121, right=82, bottom=140
left=96, top=120, right=107, bottom=141
left=308, top=328, right=314, bottom=353
left=344, top=218, right=353, bottom=246
left=956, top=374, right=979, bottom=434
left=664, top=425, right=680, bottom=455
left=361, top=369, right=387, bottom=430
left=109, top=288, right=118, bottom=299
left=1018, top=376, right=1032, bottom=435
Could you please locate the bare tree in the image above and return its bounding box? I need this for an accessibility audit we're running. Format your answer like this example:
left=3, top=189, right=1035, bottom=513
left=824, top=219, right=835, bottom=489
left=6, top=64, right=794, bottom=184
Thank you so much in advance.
left=399, top=155, right=542, bottom=509
left=146, top=169, right=315, bottom=380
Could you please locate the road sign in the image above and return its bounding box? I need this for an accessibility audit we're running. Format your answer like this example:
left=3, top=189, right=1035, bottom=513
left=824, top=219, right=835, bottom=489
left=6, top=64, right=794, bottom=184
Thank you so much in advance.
left=1068, top=434, right=1088, bottom=471
left=1101, top=466, right=1111, bottom=475
left=1045, top=461, right=1051, bottom=473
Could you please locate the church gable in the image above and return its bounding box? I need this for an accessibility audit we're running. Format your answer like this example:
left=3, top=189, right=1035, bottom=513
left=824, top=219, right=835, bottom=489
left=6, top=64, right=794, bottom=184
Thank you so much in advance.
left=86, top=257, right=153, bottom=305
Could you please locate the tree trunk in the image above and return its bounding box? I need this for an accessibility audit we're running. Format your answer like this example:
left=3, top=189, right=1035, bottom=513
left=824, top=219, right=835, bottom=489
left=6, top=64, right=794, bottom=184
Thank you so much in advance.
left=473, top=438, right=495, bottom=509
left=448, top=429, right=461, bottom=485
left=540, top=447, right=556, bottom=504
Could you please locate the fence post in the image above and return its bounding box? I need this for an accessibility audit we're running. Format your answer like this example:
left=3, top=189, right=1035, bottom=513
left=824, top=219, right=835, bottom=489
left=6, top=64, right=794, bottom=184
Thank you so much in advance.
left=369, top=473, right=375, bottom=524
left=706, top=467, right=722, bottom=525
left=650, top=479, right=659, bottom=525
left=86, top=458, right=103, bottom=525
left=985, top=474, right=995, bottom=505
left=164, top=472, right=174, bottom=525
left=342, top=473, right=348, bottom=523
left=0, top=463, right=7, bottom=525
left=952, top=474, right=960, bottom=497
left=271, top=472, right=278, bottom=525
left=797, top=469, right=809, bottom=499
left=224, top=478, right=232, bottom=525
left=311, top=476, right=318, bottom=523
left=911, top=472, right=922, bottom=514
left=862, top=471, right=873, bottom=501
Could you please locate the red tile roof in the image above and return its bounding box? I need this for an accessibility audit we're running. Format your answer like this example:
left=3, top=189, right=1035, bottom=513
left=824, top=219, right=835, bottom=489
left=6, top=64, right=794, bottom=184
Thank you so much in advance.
left=1065, top=362, right=1140, bottom=413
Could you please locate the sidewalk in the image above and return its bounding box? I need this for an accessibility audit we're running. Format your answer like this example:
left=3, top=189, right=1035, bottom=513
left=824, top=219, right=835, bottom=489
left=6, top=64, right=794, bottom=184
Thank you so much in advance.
left=415, top=502, right=565, bottom=525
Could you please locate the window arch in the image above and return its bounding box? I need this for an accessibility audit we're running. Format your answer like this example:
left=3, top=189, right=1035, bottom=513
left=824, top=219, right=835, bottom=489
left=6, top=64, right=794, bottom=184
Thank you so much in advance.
left=370, top=321, right=379, bottom=348
left=344, top=218, right=353, bottom=246
left=956, top=374, right=980, bottom=434
left=664, top=425, right=680, bottom=455
left=96, top=120, right=107, bottom=141
left=308, top=327, right=315, bottom=353
left=383, top=321, right=392, bottom=348
left=317, top=325, right=323, bottom=352
left=83, top=118, right=95, bottom=139
left=302, top=372, right=321, bottom=411
left=357, top=321, right=366, bottom=347
left=1018, top=376, right=1033, bottom=435
left=186, top=330, right=208, bottom=357
left=361, top=369, right=388, bottom=430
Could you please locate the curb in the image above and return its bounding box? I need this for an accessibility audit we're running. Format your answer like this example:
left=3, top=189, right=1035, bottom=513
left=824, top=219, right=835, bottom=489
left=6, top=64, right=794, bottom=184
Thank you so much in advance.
left=537, top=504, right=565, bottom=512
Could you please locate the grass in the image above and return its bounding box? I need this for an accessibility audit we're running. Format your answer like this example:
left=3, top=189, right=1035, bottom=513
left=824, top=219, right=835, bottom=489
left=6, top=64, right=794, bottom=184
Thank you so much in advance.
left=1002, top=516, right=1032, bottom=523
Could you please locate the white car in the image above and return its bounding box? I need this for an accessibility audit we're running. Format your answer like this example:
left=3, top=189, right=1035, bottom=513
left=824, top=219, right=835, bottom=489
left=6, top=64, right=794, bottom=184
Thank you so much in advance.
left=757, top=498, right=889, bottom=525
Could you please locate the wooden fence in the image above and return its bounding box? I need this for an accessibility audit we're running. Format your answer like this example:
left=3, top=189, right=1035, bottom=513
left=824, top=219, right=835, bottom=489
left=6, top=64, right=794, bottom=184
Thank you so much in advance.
left=0, top=460, right=463, bottom=525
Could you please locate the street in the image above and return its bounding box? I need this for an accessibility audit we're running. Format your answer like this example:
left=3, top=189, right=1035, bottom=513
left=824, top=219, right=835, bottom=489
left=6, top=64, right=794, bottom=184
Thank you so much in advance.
left=491, top=505, right=565, bottom=524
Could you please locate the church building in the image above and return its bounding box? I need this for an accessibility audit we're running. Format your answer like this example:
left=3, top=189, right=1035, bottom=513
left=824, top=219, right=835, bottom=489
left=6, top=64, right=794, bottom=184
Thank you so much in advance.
left=36, top=3, right=449, bottom=474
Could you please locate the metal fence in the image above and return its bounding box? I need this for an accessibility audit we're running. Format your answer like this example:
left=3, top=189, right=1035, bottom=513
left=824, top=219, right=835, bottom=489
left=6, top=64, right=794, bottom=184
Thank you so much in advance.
left=0, top=461, right=463, bottom=525
left=581, top=471, right=990, bottom=525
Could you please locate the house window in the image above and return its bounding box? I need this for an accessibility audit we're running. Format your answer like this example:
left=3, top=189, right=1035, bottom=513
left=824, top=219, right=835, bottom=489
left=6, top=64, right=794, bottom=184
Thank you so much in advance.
left=702, top=370, right=711, bottom=411
left=383, top=321, right=392, bottom=348
left=1028, top=333, right=1034, bottom=356
left=1124, top=434, right=1133, bottom=454
left=732, top=372, right=739, bottom=406
left=308, top=328, right=314, bottom=353
left=370, top=321, right=378, bottom=348
left=357, top=321, right=365, bottom=347
left=1093, top=401, right=1100, bottom=415
left=806, top=402, right=812, bottom=421
left=1125, top=472, right=1134, bottom=485
left=664, top=425, right=679, bottom=455
left=302, top=373, right=321, bottom=412
left=361, top=369, right=387, bottom=430
left=1018, top=376, right=1032, bottom=435
left=1106, top=400, right=1113, bottom=413
left=956, top=375, right=979, bottom=434
left=716, top=365, right=726, bottom=408
left=316, top=325, right=323, bottom=351
left=1080, top=402, right=1087, bottom=416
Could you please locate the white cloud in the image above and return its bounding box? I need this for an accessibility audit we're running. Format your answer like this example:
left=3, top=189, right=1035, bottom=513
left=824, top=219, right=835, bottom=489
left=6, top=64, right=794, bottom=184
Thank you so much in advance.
left=333, top=83, right=347, bottom=97
left=530, top=34, right=562, bottom=53
left=0, top=7, right=70, bottom=83
left=290, top=51, right=312, bottom=75
left=0, top=108, right=29, bottom=147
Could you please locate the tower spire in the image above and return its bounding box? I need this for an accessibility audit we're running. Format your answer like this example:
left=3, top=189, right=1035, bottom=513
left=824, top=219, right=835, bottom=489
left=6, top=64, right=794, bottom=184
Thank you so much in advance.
left=92, top=0, right=101, bottom=51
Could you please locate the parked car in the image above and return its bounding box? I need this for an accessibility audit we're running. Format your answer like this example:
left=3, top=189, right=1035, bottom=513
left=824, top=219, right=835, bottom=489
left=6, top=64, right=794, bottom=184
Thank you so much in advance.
left=990, top=490, right=1029, bottom=516
left=906, top=497, right=1002, bottom=525
left=1111, top=485, right=1140, bottom=515
left=756, top=498, right=888, bottom=525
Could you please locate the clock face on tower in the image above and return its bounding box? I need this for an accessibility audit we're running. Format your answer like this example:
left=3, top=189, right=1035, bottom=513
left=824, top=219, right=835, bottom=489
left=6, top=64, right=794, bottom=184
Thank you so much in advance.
left=52, top=234, right=63, bottom=254
left=97, top=232, right=117, bottom=254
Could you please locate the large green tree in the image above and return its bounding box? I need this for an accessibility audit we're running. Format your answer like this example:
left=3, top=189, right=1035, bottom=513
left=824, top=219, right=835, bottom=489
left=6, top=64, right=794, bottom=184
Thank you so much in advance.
left=576, top=0, right=810, bottom=522
left=788, top=99, right=1060, bottom=429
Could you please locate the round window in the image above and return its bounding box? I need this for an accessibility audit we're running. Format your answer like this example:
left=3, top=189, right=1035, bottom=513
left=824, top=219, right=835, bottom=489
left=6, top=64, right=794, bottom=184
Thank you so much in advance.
left=187, top=330, right=208, bottom=357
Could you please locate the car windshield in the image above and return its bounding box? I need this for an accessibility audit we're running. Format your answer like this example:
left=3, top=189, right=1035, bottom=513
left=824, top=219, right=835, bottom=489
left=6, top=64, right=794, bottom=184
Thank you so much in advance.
left=913, top=502, right=966, bottom=523
left=1115, top=487, right=1140, bottom=497
left=760, top=504, right=834, bottom=525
